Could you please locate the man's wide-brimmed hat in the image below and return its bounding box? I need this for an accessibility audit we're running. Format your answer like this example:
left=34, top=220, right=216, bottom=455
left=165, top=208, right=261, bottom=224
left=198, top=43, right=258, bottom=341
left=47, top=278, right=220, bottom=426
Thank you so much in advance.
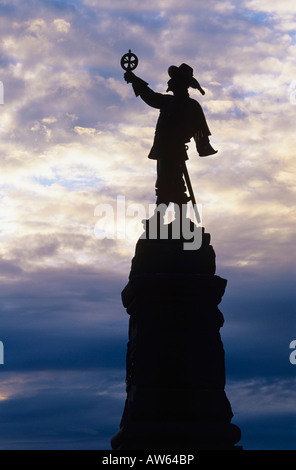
left=167, top=63, right=205, bottom=95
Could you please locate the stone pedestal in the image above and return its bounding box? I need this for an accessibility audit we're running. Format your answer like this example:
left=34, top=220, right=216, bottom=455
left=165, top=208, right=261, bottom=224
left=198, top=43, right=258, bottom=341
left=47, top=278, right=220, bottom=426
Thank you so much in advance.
left=111, top=229, right=241, bottom=450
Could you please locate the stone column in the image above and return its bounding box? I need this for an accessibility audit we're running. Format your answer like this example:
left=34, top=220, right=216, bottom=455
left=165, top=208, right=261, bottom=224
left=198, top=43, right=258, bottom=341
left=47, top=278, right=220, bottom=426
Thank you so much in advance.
left=111, top=229, right=241, bottom=450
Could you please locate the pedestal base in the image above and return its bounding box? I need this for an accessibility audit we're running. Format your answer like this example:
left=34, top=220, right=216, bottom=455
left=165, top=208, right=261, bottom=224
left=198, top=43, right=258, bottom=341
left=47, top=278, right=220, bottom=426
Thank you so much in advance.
left=111, top=232, right=242, bottom=450
left=111, top=421, right=241, bottom=450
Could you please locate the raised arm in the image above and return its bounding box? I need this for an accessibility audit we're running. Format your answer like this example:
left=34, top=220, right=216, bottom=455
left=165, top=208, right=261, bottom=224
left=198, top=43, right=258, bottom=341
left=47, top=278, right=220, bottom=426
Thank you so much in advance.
left=124, top=71, right=166, bottom=109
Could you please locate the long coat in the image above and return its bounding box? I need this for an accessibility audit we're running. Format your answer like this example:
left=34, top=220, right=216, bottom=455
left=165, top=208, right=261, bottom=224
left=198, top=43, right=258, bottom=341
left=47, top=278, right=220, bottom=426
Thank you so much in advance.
left=131, top=76, right=217, bottom=203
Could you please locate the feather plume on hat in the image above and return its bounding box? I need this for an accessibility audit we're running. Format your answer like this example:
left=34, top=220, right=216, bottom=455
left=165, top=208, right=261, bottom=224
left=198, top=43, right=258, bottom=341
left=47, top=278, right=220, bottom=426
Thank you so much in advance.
left=167, top=63, right=205, bottom=95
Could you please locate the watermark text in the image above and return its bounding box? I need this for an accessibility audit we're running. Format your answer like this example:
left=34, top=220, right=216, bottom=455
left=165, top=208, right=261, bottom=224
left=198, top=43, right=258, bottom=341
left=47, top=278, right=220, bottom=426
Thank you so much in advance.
left=0, top=81, right=3, bottom=104
left=94, top=196, right=203, bottom=250
left=289, top=80, right=296, bottom=105
left=289, top=340, right=296, bottom=364
left=0, top=341, right=4, bottom=364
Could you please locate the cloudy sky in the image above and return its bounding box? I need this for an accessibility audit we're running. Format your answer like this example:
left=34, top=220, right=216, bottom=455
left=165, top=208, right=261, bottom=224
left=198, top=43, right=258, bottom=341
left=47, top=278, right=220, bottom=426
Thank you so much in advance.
left=0, top=0, right=295, bottom=450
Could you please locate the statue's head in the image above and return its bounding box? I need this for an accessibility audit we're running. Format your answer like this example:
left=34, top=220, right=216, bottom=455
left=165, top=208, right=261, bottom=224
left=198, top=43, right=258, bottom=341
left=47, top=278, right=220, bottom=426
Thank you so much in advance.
left=166, top=63, right=205, bottom=95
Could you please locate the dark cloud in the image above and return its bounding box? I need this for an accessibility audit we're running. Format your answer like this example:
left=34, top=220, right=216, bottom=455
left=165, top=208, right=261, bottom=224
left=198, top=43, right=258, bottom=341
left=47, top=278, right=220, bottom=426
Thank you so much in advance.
left=0, top=369, right=125, bottom=449
left=0, top=262, right=294, bottom=450
left=233, top=413, right=296, bottom=450
left=218, top=266, right=296, bottom=377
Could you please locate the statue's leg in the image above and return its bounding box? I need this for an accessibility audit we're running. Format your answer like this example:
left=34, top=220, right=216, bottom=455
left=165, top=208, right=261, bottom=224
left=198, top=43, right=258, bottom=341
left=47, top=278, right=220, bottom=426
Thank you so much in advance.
left=142, top=159, right=169, bottom=234
left=155, top=158, right=189, bottom=204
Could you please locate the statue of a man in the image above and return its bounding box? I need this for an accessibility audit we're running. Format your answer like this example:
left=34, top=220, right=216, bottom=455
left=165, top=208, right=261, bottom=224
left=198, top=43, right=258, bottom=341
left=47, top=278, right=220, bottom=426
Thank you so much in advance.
left=124, top=63, right=217, bottom=222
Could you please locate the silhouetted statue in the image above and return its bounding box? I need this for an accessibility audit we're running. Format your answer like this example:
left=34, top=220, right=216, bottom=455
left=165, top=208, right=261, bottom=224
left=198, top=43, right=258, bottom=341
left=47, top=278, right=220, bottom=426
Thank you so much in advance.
left=124, top=60, right=217, bottom=223
left=112, top=53, right=242, bottom=451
